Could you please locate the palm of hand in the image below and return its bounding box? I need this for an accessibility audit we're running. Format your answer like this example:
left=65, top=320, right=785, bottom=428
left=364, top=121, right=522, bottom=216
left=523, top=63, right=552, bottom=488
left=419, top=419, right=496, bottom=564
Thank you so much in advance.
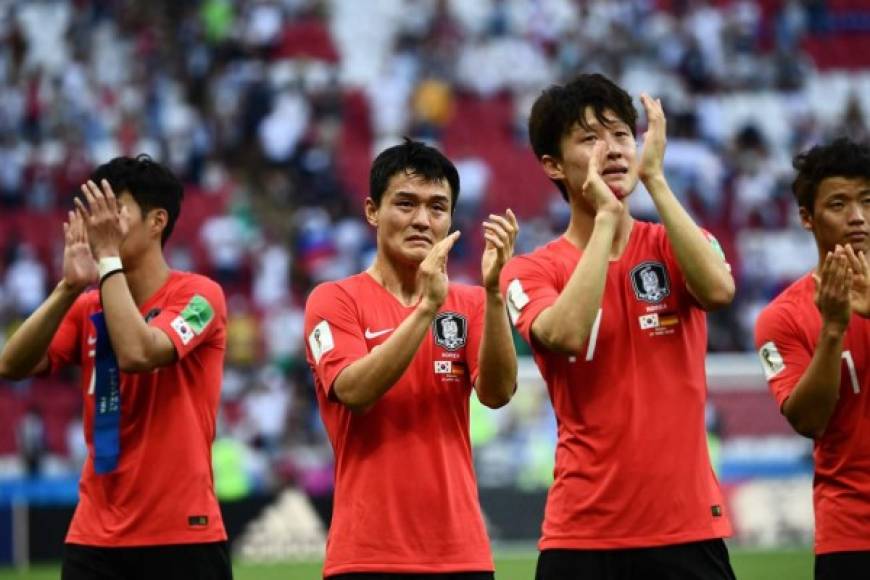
left=481, top=243, right=500, bottom=289
left=64, top=240, right=98, bottom=289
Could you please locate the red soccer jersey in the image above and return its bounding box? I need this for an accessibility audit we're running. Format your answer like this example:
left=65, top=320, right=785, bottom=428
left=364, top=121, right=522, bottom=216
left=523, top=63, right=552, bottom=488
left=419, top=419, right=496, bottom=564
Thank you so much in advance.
left=47, top=271, right=227, bottom=546
left=304, top=272, right=493, bottom=576
left=754, top=274, right=870, bottom=554
left=500, top=221, right=731, bottom=550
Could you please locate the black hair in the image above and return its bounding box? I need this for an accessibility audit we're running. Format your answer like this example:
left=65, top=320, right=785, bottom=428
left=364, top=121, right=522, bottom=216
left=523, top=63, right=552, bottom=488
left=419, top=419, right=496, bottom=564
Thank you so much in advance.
left=89, top=154, right=184, bottom=246
left=792, top=138, right=870, bottom=213
left=369, top=138, right=460, bottom=212
left=528, top=73, right=638, bottom=199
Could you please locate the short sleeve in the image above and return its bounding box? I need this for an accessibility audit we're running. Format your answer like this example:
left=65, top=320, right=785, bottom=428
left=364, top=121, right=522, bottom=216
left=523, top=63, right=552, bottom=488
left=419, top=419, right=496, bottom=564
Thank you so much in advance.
left=660, top=227, right=729, bottom=305
left=149, top=277, right=227, bottom=360
left=46, top=293, right=89, bottom=373
left=754, top=304, right=811, bottom=409
left=499, top=255, right=559, bottom=344
left=304, top=283, right=368, bottom=397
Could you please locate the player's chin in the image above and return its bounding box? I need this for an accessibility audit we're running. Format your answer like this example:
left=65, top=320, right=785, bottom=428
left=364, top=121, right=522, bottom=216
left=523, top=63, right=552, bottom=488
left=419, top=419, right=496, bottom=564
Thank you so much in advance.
left=605, top=175, right=635, bottom=199
left=844, top=238, right=868, bottom=255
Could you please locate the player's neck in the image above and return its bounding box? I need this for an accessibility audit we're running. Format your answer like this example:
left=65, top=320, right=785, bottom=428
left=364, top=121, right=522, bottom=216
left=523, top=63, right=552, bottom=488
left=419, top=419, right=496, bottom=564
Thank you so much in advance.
left=366, top=255, right=425, bottom=307
left=564, top=208, right=634, bottom=259
left=123, top=247, right=172, bottom=306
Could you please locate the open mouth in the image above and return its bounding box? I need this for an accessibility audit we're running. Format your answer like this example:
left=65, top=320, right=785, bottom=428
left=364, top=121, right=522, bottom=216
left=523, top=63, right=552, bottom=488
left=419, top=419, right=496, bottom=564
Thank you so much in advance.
left=601, top=167, right=628, bottom=178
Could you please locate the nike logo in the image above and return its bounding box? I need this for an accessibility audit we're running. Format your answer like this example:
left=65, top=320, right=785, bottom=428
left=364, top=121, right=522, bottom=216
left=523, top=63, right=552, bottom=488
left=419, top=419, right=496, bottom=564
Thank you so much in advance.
left=87, top=336, right=97, bottom=345
left=364, top=327, right=394, bottom=339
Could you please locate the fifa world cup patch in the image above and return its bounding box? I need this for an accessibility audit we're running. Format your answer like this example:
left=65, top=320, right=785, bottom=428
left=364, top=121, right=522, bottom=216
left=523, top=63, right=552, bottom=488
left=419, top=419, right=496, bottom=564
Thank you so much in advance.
left=308, top=320, right=335, bottom=364
left=171, top=295, right=215, bottom=345
left=758, top=341, right=785, bottom=379
left=506, top=278, right=530, bottom=324
left=433, top=312, right=468, bottom=351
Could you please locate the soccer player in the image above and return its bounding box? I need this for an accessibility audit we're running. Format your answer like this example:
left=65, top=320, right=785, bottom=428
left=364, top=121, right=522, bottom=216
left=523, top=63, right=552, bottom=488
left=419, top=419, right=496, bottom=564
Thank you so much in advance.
left=304, top=139, right=518, bottom=579
left=0, top=155, right=232, bottom=580
left=754, top=138, right=870, bottom=580
left=500, top=74, right=736, bottom=579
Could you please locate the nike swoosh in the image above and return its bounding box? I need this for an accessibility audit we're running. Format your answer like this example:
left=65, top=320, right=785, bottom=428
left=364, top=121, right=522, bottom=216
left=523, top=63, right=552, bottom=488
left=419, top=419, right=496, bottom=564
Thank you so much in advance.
left=364, top=327, right=394, bottom=339
left=87, top=336, right=97, bottom=345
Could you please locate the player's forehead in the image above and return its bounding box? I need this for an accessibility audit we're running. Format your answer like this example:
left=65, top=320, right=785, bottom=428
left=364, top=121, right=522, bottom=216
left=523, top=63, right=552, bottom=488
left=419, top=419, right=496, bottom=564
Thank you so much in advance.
left=382, top=170, right=452, bottom=204
left=816, top=176, right=870, bottom=200
left=571, top=107, right=630, bottom=134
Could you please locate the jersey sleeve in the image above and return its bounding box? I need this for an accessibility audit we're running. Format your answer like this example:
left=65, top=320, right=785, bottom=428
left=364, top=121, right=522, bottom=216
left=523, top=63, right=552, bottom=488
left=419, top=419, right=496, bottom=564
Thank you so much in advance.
left=499, top=254, right=559, bottom=344
left=304, top=282, right=368, bottom=398
left=754, top=303, right=810, bottom=409
left=148, top=277, right=227, bottom=361
left=660, top=227, right=730, bottom=306
left=46, top=293, right=89, bottom=373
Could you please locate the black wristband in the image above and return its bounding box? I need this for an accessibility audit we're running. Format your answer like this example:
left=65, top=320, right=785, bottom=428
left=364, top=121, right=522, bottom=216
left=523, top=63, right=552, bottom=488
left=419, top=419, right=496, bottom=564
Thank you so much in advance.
left=99, top=268, right=124, bottom=287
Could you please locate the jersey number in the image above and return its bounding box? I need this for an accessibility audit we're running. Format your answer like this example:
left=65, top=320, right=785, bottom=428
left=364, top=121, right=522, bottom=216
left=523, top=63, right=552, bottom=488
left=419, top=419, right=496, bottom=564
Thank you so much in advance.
left=842, top=351, right=860, bottom=394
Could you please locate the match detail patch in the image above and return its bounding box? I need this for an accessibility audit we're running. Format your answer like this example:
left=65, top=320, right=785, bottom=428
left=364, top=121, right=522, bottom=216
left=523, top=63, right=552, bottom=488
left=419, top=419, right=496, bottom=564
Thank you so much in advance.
left=758, top=341, right=785, bottom=380
left=309, top=320, right=335, bottom=364
left=435, top=361, right=452, bottom=374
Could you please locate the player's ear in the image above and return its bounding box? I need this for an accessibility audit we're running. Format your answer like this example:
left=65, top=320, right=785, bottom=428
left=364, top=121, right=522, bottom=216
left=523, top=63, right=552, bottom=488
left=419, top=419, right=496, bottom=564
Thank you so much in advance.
left=798, top=206, right=813, bottom=232
left=364, top=197, right=379, bottom=228
left=151, top=208, right=168, bottom=238
left=540, top=154, right=565, bottom=181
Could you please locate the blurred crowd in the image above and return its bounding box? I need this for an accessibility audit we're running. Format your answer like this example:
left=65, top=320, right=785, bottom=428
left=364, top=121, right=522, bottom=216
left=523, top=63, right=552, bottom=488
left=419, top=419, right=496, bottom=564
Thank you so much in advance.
left=0, top=0, right=868, bottom=495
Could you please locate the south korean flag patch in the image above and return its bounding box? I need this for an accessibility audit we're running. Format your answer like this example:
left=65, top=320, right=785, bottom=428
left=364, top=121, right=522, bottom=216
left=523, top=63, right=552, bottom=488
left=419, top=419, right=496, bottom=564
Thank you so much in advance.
left=433, top=312, right=468, bottom=351
left=171, top=316, right=195, bottom=345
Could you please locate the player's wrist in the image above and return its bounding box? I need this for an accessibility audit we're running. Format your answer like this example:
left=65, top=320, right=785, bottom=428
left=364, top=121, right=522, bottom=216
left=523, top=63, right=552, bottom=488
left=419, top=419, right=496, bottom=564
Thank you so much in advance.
left=820, top=320, right=848, bottom=339
left=417, top=298, right=440, bottom=317
left=641, top=171, right=667, bottom=191
left=98, top=256, right=124, bottom=285
left=484, top=286, right=505, bottom=306
left=57, top=278, right=86, bottom=297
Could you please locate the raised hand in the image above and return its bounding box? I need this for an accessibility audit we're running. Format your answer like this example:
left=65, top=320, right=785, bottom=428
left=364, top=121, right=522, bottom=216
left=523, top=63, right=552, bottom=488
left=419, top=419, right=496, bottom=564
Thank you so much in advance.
left=62, top=209, right=99, bottom=292
left=638, top=93, right=667, bottom=183
left=582, top=140, right=623, bottom=218
left=75, top=179, right=128, bottom=259
left=813, top=246, right=853, bottom=331
left=845, top=244, right=870, bottom=317
left=481, top=209, right=519, bottom=292
left=418, top=231, right=461, bottom=312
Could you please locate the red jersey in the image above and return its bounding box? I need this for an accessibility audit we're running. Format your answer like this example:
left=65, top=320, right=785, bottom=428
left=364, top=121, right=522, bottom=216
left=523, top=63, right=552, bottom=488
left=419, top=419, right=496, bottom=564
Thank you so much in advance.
left=47, top=271, right=227, bottom=546
left=754, top=274, right=870, bottom=554
left=500, top=221, right=731, bottom=549
left=304, top=272, right=492, bottom=576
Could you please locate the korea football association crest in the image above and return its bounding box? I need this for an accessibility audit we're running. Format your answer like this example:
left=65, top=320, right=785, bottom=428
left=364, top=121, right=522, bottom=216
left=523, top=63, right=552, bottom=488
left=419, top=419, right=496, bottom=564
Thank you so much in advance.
left=433, top=312, right=468, bottom=351
left=630, top=261, right=671, bottom=304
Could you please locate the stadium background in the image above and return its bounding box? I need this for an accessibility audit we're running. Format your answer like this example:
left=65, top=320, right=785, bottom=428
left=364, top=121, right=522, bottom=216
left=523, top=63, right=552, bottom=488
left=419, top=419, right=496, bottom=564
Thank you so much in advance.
left=0, top=0, right=868, bottom=577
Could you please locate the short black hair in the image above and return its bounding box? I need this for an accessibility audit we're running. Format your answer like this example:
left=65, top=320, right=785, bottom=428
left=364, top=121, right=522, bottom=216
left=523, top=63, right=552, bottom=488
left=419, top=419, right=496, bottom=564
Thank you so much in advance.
left=89, top=154, right=184, bottom=246
left=369, top=138, right=460, bottom=212
left=528, top=73, right=638, bottom=199
left=792, top=138, right=870, bottom=213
